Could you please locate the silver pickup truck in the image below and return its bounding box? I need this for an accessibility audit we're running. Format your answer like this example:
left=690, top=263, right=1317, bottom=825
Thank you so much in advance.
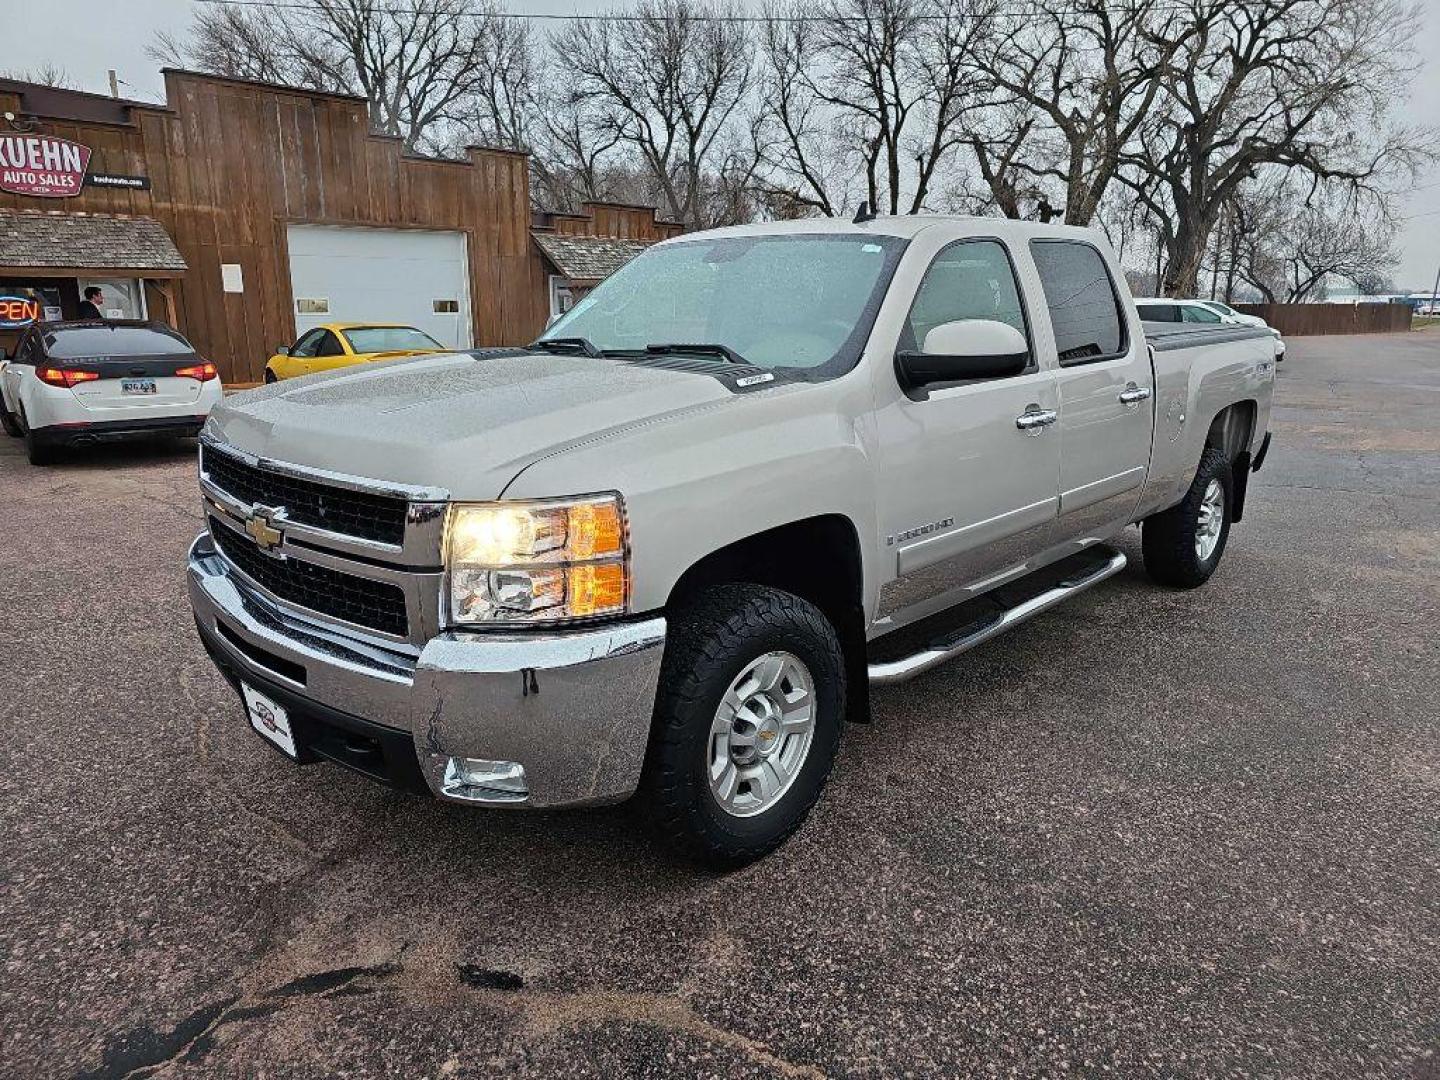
left=187, top=217, right=1275, bottom=865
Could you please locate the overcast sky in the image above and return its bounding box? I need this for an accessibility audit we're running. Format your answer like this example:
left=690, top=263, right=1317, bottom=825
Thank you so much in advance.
left=8, top=0, right=1440, bottom=290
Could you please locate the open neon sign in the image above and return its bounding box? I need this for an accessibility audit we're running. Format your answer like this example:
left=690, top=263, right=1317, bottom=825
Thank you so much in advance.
left=0, top=296, right=42, bottom=329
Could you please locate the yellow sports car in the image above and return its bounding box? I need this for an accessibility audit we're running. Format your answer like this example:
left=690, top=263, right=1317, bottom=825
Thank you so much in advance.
left=263, top=323, right=445, bottom=382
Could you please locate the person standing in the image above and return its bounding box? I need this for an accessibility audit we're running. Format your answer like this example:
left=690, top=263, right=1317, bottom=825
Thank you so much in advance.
left=77, top=286, right=105, bottom=320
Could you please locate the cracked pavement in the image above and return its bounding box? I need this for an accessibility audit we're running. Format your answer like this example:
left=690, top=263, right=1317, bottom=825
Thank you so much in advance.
left=1, top=332, right=1437, bottom=1078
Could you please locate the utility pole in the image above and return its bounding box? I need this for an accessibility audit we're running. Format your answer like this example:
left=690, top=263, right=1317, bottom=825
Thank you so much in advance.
left=1430, top=262, right=1439, bottom=319
left=108, top=69, right=119, bottom=99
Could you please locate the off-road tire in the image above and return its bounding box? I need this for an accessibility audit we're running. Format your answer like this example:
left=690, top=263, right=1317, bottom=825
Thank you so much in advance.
left=1142, top=446, right=1233, bottom=588
left=641, top=585, right=845, bottom=868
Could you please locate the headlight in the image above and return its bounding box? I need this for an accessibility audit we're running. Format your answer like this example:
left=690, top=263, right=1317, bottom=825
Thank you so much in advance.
left=446, top=495, right=628, bottom=625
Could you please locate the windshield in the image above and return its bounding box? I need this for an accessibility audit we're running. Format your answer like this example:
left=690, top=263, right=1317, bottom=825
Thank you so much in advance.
left=541, top=233, right=907, bottom=378
left=44, top=325, right=194, bottom=359
left=342, top=326, right=442, bottom=353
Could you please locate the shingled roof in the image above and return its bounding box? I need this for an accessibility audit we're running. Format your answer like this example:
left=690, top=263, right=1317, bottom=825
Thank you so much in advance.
left=532, top=232, right=655, bottom=283
left=0, top=209, right=187, bottom=274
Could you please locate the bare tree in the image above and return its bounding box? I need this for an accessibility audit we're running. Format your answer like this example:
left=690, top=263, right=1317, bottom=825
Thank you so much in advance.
left=152, top=0, right=525, bottom=154
left=1121, top=0, right=1434, bottom=296
left=449, top=14, right=540, bottom=152
left=964, top=105, right=1044, bottom=218
left=552, top=0, right=753, bottom=229
left=1, top=64, right=75, bottom=89
left=1232, top=182, right=1398, bottom=302
left=753, top=0, right=991, bottom=217
left=964, top=0, right=1183, bottom=226
left=752, top=12, right=850, bottom=216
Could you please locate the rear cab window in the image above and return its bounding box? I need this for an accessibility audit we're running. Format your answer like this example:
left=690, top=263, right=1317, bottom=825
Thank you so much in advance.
left=1136, top=303, right=1181, bottom=323
left=1029, top=241, right=1128, bottom=364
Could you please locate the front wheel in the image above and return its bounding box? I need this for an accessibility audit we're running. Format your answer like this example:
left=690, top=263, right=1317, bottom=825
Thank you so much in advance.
left=641, top=585, right=845, bottom=867
left=1142, top=446, right=1233, bottom=588
left=263, top=368, right=279, bottom=384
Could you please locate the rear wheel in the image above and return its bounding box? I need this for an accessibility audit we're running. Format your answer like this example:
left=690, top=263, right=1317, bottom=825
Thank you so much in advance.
left=642, top=585, right=845, bottom=867
left=0, top=396, right=19, bottom=437
left=1142, top=447, right=1233, bottom=588
left=25, top=426, right=59, bottom=466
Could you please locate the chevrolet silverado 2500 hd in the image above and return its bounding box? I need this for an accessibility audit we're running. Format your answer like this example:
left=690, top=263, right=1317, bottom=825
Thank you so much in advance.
left=187, top=217, right=1275, bottom=865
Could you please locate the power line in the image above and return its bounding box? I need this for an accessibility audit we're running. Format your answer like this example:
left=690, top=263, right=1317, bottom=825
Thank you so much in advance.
left=195, top=0, right=1200, bottom=24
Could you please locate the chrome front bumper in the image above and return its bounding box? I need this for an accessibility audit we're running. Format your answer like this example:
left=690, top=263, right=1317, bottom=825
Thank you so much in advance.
left=186, top=533, right=667, bottom=808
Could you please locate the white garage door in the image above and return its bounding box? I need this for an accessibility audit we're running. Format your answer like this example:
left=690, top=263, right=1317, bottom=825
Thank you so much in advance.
left=286, top=224, right=472, bottom=349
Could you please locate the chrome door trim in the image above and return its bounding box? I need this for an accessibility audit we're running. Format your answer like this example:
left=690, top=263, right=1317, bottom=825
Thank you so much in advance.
left=1059, top=466, right=1147, bottom=515
left=895, top=496, right=1057, bottom=577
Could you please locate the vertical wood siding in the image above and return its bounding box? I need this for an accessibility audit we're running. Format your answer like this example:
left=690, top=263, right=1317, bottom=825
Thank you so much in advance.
left=0, top=72, right=551, bottom=383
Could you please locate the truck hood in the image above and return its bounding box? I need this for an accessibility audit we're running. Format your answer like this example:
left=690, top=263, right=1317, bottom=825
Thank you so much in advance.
left=206, top=351, right=735, bottom=500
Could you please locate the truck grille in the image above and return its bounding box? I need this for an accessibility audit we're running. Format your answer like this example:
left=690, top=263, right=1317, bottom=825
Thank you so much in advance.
left=201, top=445, right=409, bottom=546
left=210, top=516, right=409, bottom=637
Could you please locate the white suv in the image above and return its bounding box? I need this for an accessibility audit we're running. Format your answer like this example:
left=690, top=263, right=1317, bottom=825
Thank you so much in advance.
left=0, top=320, right=224, bottom=465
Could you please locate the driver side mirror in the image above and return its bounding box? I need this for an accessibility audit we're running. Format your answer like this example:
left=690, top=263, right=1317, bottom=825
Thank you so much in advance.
left=895, top=319, right=1029, bottom=398
left=276, top=345, right=290, bottom=355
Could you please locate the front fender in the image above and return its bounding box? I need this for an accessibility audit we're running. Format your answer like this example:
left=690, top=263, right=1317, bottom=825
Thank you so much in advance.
left=500, top=378, right=881, bottom=619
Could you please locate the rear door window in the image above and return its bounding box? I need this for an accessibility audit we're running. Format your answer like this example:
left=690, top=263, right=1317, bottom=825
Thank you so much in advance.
left=1182, top=304, right=1223, bottom=324
left=1029, top=241, right=1127, bottom=364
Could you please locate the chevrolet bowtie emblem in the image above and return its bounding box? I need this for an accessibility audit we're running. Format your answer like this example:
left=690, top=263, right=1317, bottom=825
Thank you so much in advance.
left=244, top=508, right=284, bottom=552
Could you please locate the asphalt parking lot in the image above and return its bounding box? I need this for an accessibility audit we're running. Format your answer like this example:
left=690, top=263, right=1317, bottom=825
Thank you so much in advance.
left=2, top=333, right=1437, bottom=1078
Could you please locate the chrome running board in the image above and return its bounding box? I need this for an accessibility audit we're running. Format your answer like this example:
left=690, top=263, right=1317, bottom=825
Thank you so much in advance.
left=868, top=548, right=1128, bottom=686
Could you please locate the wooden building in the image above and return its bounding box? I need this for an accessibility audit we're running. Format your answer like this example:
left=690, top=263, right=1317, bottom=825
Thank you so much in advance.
left=532, top=204, right=684, bottom=319
left=0, top=71, right=677, bottom=384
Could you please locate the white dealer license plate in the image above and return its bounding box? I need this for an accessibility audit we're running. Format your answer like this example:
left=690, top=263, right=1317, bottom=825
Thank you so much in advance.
left=122, top=379, right=157, bottom=395
left=242, top=682, right=297, bottom=759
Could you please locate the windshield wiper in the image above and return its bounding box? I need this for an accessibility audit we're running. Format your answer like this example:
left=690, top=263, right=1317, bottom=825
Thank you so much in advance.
left=645, top=342, right=751, bottom=366
left=529, top=336, right=603, bottom=358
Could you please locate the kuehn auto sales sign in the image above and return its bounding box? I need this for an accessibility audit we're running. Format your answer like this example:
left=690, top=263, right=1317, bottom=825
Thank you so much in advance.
left=0, top=135, right=91, bottom=197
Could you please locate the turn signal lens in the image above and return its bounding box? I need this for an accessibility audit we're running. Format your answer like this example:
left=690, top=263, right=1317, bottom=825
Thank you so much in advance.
left=446, top=495, right=629, bottom=625
left=175, top=361, right=219, bottom=381
left=568, top=563, right=626, bottom=617
left=568, top=500, right=624, bottom=559
left=38, top=366, right=100, bottom=388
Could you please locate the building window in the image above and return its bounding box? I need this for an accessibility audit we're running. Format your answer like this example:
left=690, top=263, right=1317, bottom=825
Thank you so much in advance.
left=296, top=298, right=329, bottom=315
left=549, top=275, right=576, bottom=321
left=433, top=299, right=459, bottom=313
left=79, top=278, right=145, bottom=320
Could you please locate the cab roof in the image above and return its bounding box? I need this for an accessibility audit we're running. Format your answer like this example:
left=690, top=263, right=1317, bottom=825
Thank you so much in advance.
left=667, top=214, right=1108, bottom=246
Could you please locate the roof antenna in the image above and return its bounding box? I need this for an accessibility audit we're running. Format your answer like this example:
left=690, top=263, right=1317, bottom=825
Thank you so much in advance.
left=852, top=200, right=875, bottom=224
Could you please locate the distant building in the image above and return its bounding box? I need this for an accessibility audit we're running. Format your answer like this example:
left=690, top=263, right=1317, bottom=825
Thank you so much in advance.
left=0, top=72, right=678, bottom=383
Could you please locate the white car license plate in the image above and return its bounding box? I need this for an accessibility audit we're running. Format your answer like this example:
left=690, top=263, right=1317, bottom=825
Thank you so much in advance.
left=242, top=682, right=297, bottom=759
left=122, top=378, right=157, bottom=395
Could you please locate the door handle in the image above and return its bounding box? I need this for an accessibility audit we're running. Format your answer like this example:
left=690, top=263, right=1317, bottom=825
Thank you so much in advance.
left=1119, top=385, right=1152, bottom=405
left=1015, top=407, right=1059, bottom=433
